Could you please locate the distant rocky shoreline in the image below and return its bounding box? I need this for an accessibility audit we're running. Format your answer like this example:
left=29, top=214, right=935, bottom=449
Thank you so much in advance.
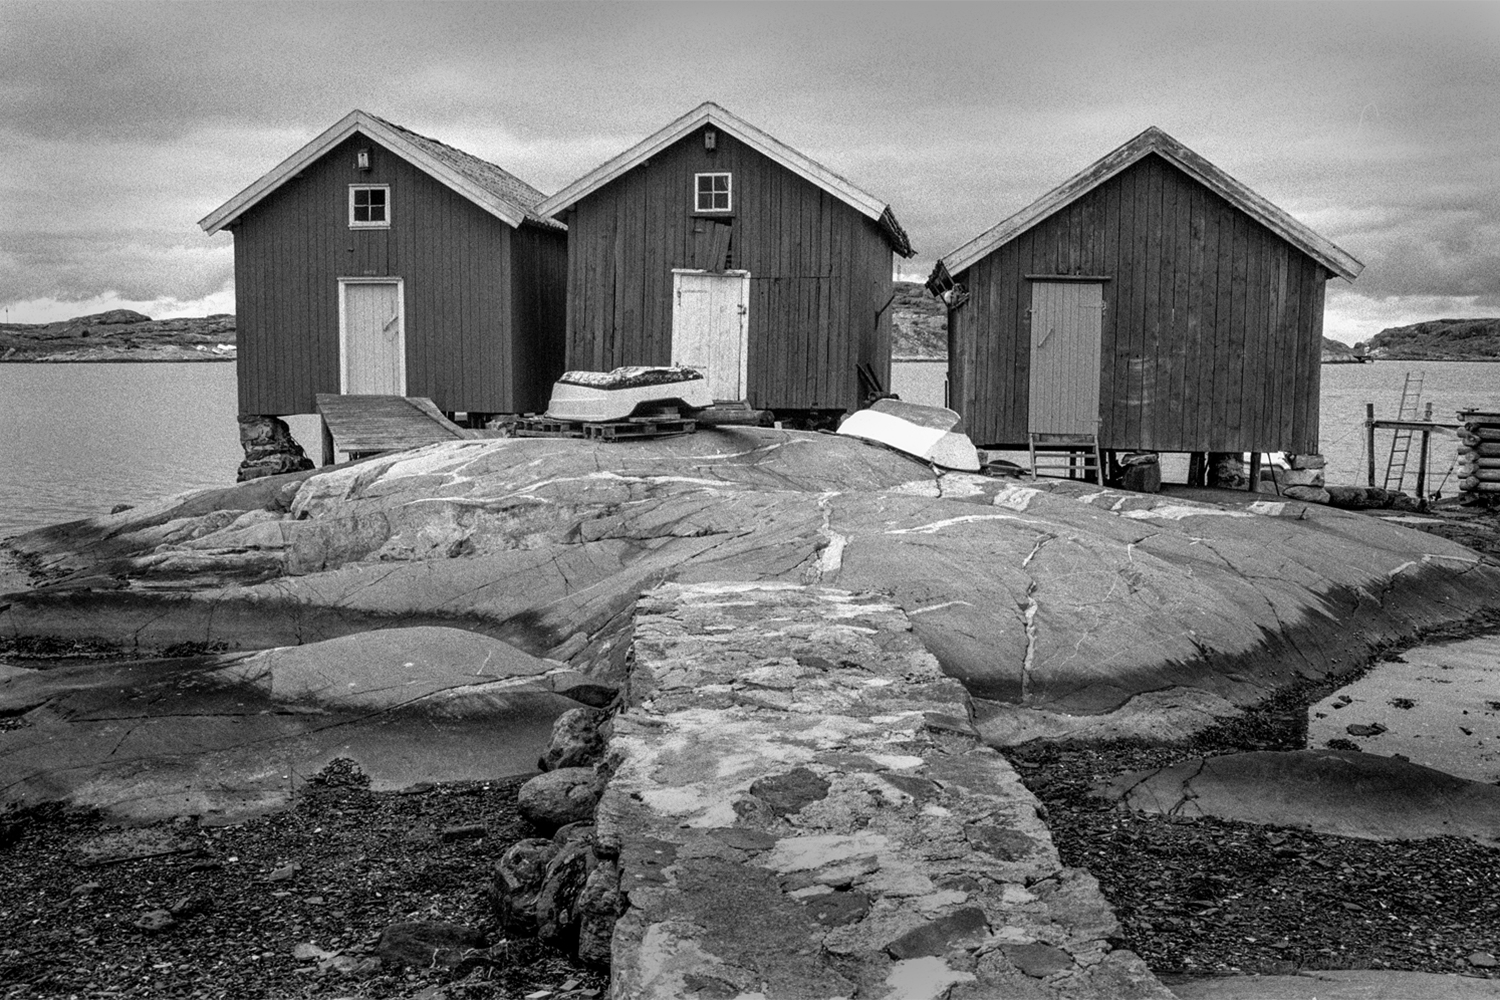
left=0, top=309, right=236, bottom=363
left=3, top=295, right=1496, bottom=364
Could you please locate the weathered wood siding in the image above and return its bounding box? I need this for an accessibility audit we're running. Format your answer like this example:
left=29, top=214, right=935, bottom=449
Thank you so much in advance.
left=950, top=154, right=1328, bottom=453
left=562, top=128, right=894, bottom=411
left=232, top=133, right=565, bottom=416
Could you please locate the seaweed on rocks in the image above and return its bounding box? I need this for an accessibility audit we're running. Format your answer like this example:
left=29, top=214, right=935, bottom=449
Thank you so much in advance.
left=1002, top=617, right=1500, bottom=982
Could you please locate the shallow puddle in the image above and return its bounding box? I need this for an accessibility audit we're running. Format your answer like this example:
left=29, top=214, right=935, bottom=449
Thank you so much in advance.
left=1308, top=633, right=1500, bottom=783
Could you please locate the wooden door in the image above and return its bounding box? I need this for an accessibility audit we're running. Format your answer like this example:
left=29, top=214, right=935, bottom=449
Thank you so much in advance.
left=671, top=269, right=750, bottom=401
left=1028, top=281, right=1103, bottom=435
left=340, top=280, right=405, bottom=395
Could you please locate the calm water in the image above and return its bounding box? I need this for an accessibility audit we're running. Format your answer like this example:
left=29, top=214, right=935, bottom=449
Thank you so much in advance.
left=2, top=364, right=246, bottom=539
left=1, top=360, right=1497, bottom=540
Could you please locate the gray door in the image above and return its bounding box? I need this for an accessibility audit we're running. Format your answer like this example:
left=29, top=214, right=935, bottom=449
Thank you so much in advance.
left=1028, top=282, right=1103, bottom=435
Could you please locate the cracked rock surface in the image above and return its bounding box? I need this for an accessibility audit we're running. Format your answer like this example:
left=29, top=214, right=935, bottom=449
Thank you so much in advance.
left=5, top=430, right=1495, bottom=744
left=599, top=582, right=1172, bottom=999
left=1097, top=749, right=1500, bottom=845
left=0, top=627, right=582, bottom=821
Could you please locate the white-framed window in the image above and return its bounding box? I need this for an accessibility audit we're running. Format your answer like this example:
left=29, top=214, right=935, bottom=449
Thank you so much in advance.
left=695, top=172, right=731, bottom=213
left=349, top=184, right=390, bottom=228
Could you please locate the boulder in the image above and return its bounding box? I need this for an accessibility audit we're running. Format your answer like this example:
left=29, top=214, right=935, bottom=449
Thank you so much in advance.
left=1207, top=452, right=1248, bottom=489
left=538, top=707, right=611, bottom=772
left=1113, top=452, right=1161, bottom=493
left=1324, top=485, right=1421, bottom=511
left=575, top=859, right=623, bottom=966
left=536, top=832, right=598, bottom=950
left=1280, top=468, right=1325, bottom=488
left=236, top=414, right=313, bottom=483
left=373, top=921, right=484, bottom=968
left=490, top=838, right=559, bottom=935
left=518, top=767, right=600, bottom=830
left=1283, top=485, right=1330, bottom=504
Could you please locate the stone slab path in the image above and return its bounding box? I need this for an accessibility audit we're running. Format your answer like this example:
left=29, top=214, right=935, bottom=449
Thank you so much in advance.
left=599, top=581, right=1172, bottom=999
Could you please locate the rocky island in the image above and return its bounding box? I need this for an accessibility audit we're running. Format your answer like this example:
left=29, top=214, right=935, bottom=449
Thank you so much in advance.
left=1360, top=318, right=1500, bottom=361
left=0, top=309, right=236, bottom=362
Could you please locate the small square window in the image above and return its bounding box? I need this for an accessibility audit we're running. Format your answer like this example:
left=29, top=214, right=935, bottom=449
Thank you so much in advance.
left=349, top=185, right=390, bottom=228
left=695, top=173, right=731, bottom=213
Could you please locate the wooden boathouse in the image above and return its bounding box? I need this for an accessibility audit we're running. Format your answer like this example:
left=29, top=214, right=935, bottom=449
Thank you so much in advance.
left=535, top=102, right=915, bottom=420
left=199, top=110, right=567, bottom=424
left=929, top=127, right=1363, bottom=461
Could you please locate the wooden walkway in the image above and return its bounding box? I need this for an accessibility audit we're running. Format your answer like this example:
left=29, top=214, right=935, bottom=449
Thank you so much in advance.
left=315, top=394, right=472, bottom=460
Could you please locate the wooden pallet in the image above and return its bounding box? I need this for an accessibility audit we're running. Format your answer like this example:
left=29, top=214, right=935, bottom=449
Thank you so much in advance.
left=510, top=408, right=697, bottom=442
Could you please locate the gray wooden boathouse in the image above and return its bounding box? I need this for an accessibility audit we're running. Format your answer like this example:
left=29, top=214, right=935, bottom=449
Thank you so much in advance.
left=535, top=102, right=915, bottom=419
left=929, top=127, right=1363, bottom=461
left=199, top=110, right=567, bottom=423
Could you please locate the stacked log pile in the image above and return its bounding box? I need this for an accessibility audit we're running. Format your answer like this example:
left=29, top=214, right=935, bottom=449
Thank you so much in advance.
left=1457, top=409, right=1500, bottom=501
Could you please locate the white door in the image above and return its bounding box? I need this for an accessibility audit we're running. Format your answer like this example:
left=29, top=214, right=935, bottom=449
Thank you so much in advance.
left=1028, top=281, right=1103, bottom=435
left=671, top=269, right=750, bottom=401
left=340, top=279, right=405, bottom=395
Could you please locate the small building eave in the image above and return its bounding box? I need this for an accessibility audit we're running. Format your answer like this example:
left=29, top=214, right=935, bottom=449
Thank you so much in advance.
left=197, top=110, right=536, bottom=235
left=939, top=126, right=1363, bottom=283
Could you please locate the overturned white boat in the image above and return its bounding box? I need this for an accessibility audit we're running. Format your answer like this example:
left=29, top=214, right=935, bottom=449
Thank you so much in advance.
left=837, top=398, right=981, bottom=472
left=545, top=366, right=714, bottom=422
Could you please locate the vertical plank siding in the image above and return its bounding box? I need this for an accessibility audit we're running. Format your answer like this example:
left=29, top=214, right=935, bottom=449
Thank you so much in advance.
left=231, top=133, right=563, bottom=416
left=952, top=153, right=1331, bottom=453
left=562, top=129, right=894, bottom=412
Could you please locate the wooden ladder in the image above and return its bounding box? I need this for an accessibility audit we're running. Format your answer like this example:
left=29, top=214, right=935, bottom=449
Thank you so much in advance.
left=1384, top=372, right=1425, bottom=490
left=1028, top=432, right=1106, bottom=484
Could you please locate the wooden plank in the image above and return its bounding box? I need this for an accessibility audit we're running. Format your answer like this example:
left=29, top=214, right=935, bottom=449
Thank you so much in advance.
left=1181, top=182, right=1205, bottom=451
left=1013, top=229, right=1036, bottom=441
left=1168, top=169, right=1191, bottom=450
left=1305, top=264, right=1327, bottom=451
left=1099, top=174, right=1120, bottom=447
left=1139, top=159, right=1162, bottom=449
left=316, top=393, right=470, bottom=453
left=1155, top=162, right=1179, bottom=450
left=1246, top=223, right=1270, bottom=450
left=1197, top=188, right=1222, bottom=451
left=1209, top=192, right=1235, bottom=450
left=1285, top=253, right=1308, bottom=450
left=1225, top=212, right=1249, bottom=449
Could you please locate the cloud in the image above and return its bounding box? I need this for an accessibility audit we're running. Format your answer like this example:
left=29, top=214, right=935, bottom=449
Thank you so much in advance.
left=3, top=1, right=1498, bottom=333
left=0, top=232, right=232, bottom=314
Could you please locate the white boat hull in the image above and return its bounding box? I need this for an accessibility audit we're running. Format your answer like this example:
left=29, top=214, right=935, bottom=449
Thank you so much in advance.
left=546, top=368, right=714, bottom=422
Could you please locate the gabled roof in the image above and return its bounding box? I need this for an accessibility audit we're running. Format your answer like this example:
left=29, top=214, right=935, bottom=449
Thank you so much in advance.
left=198, top=110, right=560, bottom=235
left=940, top=127, right=1362, bottom=282
left=535, top=101, right=914, bottom=256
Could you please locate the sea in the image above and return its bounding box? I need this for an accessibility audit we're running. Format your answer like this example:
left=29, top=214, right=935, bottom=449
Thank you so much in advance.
left=1, top=360, right=1497, bottom=540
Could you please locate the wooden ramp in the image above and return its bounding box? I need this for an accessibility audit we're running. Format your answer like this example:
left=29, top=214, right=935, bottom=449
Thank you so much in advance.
left=315, top=394, right=471, bottom=460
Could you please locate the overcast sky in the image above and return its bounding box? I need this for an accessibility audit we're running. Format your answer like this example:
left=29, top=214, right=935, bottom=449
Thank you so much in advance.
left=3, top=1, right=1497, bottom=343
